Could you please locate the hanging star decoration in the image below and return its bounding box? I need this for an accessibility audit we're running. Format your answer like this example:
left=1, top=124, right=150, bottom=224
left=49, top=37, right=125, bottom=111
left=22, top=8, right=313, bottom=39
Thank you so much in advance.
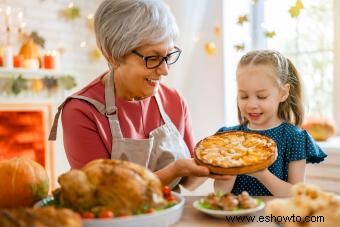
left=204, top=42, right=217, bottom=56
left=237, top=15, right=248, bottom=26
left=264, top=30, right=276, bottom=38
left=289, top=0, right=304, bottom=18
left=234, top=43, right=245, bottom=52
left=60, top=3, right=81, bottom=21
left=213, top=26, right=221, bottom=37
left=89, top=47, right=102, bottom=61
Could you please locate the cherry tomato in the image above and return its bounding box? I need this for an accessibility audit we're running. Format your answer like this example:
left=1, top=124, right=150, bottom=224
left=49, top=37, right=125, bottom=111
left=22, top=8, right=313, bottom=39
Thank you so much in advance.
left=166, top=195, right=177, bottom=202
left=81, top=211, right=95, bottom=219
left=99, top=210, right=114, bottom=219
left=162, top=185, right=171, bottom=198
left=145, top=208, right=154, bottom=214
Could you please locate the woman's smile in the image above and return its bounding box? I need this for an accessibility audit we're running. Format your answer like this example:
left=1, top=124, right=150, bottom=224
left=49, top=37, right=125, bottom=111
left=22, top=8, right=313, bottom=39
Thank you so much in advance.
left=145, top=77, right=160, bottom=87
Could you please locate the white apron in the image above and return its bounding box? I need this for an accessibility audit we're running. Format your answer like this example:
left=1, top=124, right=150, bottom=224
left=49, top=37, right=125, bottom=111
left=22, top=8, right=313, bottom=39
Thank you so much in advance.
left=49, top=71, right=191, bottom=188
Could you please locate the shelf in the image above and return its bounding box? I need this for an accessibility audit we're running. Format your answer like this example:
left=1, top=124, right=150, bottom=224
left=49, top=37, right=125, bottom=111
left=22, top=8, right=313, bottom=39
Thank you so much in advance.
left=317, top=136, right=340, bottom=154
left=0, top=67, right=66, bottom=78
left=0, top=67, right=77, bottom=95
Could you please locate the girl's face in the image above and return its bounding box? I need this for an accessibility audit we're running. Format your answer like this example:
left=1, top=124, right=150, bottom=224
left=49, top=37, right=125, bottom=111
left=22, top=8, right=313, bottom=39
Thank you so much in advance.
left=236, top=64, right=289, bottom=130
left=112, top=40, right=175, bottom=101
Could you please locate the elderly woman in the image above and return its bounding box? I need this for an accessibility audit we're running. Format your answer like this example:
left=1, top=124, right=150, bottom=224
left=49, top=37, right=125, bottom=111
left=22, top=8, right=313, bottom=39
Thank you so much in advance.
left=49, top=0, right=213, bottom=188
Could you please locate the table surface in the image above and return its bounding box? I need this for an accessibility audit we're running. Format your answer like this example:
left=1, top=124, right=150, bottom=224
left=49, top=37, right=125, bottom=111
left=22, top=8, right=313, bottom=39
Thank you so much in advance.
left=173, top=196, right=277, bottom=227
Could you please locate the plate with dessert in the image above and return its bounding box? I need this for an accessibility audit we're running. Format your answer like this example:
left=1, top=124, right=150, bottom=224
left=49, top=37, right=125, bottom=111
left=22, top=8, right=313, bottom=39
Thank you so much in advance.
left=193, top=191, right=264, bottom=218
left=194, top=131, right=277, bottom=175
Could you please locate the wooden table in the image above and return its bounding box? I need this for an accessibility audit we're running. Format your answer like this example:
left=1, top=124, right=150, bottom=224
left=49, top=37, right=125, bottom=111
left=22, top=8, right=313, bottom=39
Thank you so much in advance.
left=173, top=196, right=277, bottom=227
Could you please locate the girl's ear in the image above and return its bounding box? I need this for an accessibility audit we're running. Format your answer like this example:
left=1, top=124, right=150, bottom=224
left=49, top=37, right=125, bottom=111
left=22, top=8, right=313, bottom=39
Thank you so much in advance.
left=280, top=83, right=290, bottom=102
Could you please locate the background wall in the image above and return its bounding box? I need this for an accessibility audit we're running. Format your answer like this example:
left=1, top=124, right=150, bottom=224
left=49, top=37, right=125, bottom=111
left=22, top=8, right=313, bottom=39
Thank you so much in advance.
left=164, top=0, right=226, bottom=141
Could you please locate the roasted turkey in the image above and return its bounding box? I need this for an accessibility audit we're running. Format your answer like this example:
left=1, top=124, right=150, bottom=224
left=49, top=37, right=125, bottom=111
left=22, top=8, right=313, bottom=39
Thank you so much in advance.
left=53, top=159, right=166, bottom=215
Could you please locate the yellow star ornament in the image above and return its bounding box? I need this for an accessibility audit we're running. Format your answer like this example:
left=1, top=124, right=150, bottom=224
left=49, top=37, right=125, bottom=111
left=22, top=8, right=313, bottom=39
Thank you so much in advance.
left=289, top=0, right=304, bottom=18
left=89, top=48, right=102, bottom=61
left=234, top=43, right=245, bottom=52
left=204, top=42, right=217, bottom=56
left=237, top=15, right=248, bottom=26
left=265, top=31, right=276, bottom=38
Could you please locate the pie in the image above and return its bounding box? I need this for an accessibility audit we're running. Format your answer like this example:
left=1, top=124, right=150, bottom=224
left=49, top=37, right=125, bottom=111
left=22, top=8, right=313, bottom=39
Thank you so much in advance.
left=194, top=131, right=277, bottom=175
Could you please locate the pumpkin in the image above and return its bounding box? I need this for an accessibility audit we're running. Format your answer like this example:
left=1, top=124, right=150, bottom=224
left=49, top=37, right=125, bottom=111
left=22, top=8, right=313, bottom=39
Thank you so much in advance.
left=19, top=38, right=40, bottom=60
left=0, top=157, right=50, bottom=209
left=301, top=117, right=336, bottom=141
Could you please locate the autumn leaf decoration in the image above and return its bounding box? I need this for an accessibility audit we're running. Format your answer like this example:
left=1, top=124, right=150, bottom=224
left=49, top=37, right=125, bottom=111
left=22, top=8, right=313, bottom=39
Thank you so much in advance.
left=234, top=43, right=245, bottom=52
left=60, top=3, right=81, bottom=21
left=289, top=0, right=304, bottom=18
left=237, top=15, right=248, bottom=26
left=264, top=31, right=276, bottom=38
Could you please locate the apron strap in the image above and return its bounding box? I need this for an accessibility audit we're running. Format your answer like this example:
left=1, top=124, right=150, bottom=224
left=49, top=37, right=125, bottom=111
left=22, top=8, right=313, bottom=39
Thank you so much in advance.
left=154, top=94, right=172, bottom=127
left=48, top=100, right=67, bottom=141
left=105, top=70, right=117, bottom=115
left=48, top=95, right=108, bottom=141
left=73, top=95, right=107, bottom=114
left=104, top=70, right=123, bottom=139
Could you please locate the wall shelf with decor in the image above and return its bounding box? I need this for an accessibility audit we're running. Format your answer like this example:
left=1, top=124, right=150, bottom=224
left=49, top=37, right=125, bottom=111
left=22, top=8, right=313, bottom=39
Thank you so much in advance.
left=0, top=68, right=76, bottom=96
left=0, top=67, right=65, bottom=78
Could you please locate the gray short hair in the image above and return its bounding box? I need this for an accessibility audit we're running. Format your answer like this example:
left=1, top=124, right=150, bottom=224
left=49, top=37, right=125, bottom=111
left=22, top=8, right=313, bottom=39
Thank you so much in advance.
left=94, top=0, right=179, bottom=63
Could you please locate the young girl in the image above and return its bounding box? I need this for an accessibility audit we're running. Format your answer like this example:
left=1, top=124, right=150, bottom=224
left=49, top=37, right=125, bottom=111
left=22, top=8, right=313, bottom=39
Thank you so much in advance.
left=215, top=50, right=327, bottom=196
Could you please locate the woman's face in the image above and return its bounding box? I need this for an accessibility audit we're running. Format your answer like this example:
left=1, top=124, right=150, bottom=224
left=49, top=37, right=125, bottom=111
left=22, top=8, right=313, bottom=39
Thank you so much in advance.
left=113, top=40, right=175, bottom=101
left=236, top=64, right=289, bottom=129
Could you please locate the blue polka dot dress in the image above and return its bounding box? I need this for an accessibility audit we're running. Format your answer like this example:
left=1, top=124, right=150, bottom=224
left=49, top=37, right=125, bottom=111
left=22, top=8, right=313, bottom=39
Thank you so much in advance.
left=217, top=122, right=327, bottom=196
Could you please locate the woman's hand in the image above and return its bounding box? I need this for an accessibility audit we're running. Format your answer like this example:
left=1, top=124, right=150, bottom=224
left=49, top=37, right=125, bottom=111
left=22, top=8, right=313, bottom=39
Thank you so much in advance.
left=156, top=158, right=209, bottom=187
left=172, top=158, right=210, bottom=177
left=172, top=159, right=235, bottom=180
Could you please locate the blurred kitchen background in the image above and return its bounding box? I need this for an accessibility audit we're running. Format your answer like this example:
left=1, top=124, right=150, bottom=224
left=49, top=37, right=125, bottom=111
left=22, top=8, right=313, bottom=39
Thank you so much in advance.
left=0, top=0, right=339, bottom=194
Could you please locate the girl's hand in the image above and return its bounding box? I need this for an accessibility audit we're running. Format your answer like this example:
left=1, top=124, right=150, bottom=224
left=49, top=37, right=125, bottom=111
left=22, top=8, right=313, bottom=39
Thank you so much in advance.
left=246, top=168, right=268, bottom=178
left=208, top=174, right=235, bottom=180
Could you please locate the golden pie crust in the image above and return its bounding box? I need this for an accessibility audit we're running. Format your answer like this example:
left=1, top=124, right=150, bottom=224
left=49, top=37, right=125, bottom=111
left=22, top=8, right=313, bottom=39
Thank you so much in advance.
left=194, top=131, right=277, bottom=175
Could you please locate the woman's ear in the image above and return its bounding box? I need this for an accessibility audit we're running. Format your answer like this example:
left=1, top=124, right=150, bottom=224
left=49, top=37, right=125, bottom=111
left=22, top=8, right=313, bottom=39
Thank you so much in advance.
left=280, top=83, right=290, bottom=102
left=108, top=55, right=120, bottom=69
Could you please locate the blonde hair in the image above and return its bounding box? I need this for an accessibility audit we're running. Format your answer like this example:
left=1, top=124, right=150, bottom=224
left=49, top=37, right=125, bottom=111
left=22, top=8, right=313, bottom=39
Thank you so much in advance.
left=237, top=50, right=304, bottom=126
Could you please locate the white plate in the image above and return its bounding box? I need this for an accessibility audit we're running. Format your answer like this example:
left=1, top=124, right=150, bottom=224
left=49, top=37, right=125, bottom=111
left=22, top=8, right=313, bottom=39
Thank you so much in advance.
left=193, top=198, right=265, bottom=218
left=34, top=192, right=184, bottom=227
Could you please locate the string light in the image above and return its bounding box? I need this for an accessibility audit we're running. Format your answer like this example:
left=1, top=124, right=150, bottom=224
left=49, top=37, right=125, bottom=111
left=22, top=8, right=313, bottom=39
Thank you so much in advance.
left=80, top=41, right=87, bottom=48
left=192, top=35, right=200, bottom=43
